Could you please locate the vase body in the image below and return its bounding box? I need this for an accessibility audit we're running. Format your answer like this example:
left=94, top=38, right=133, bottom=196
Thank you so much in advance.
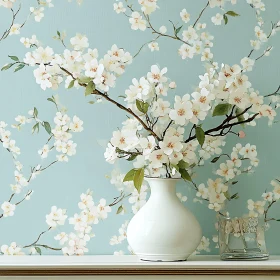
left=127, top=178, right=202, bottom=261
left=218, top=216, right=269, bottom=260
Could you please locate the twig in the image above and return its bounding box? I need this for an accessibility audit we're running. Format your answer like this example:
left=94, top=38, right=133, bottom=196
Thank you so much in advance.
left=60, top=67, right=161, bottom=141
left=265, top=84, right=280, bottom=98
left=143, top=13, right=191, bottom=46
left=40, top=160, right=58, bottom=172
left=264, top=200, right=276, bottom=222
left=162, top=120, right=173, bottom=139
left=133, top=36, right=160, bottom=58
left=184, top=106, right=257, bottom=143
left=193, top=1, right=209, bottom=28
left=23, top=227, right=52, bottom=248
left=23, top=227, right=62, bottom=251
left=109, top=192, right=131, bottom=207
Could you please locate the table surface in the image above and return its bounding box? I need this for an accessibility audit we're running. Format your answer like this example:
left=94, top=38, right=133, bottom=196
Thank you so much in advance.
left=0, top=255, right=279, bottom=276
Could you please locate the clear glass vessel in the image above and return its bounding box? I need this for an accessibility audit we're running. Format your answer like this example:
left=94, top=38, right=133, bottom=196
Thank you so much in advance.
left=218, top=215, right=269, bottom=260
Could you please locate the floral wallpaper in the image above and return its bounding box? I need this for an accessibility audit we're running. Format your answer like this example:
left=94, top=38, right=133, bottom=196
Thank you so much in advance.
left=0, top=0, right=280, bottom=256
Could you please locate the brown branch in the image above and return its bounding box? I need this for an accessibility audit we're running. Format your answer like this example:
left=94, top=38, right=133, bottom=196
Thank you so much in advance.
left=193, top=1, right=209, bottom=28
left=59, top=67, right=160, bottom=141
left=32, top=244, right=62, bottom=251
left=255, top=46, right=272, bottom=61
left=206, top=113, right=259, bottom=136
left=8, top=193, right=15, bottom=202
left=124, top=0, right=134, bottom=13
left=185, top=108, right=258, bottom=143
left=0, top=3, right=30, bottom=42
left=143, top=14, right=191, bottom=46
left=109, top=192, right=131, bottom=207
left=247, top=49, right=254, bottom=58
left=264, top=200, right=276, bottom=222
left=265, top=84, right=280, bottom=98
left=0, top=8, right=17, bottom=41
left=187, top=124, right=196, bottom=140
left=133, top=36, right=160, bottom=58
left=23, top=227, right=52, bottom=248
left=162, top=120, right=173, bottom=139
left=245, top=20, right=277, bottom=60
left=40, top=160, right=58, bottom=172
left=15, top=190, right=32, bottom=206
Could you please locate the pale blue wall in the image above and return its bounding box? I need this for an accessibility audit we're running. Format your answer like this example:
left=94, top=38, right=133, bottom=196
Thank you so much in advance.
left=0, top=0, right=279, bottom=255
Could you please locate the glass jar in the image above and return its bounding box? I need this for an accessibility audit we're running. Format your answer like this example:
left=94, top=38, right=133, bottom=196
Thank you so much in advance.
left=218, top=215, right=269, bottom=260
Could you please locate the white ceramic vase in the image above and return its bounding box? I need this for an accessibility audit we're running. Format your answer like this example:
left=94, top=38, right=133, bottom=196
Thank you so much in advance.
left=127, top=177, right=202, bottom=262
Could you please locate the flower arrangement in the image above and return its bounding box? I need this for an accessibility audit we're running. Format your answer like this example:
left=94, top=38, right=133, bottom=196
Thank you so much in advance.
left=2, top=0, right=280, bottom=214
left=0, top=0, right=280, bottom=255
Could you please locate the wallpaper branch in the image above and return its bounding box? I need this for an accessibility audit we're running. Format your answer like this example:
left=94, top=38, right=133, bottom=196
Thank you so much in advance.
left=0, top=0, right=280, bottom=257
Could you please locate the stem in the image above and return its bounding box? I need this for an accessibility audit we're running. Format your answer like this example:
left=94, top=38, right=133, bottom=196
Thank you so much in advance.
left=193, top=1, right=209, bottom=28
left=143, top=13, right=191, bottom=46
left=15, top=190, right=32, bottom=206
left=40, top=160, right=58, bottom=172
left=255, top=46, right=272, bottom=61
left=264, top=200, right=276, bottom=222
left=60, top=67, right=160, bottom=141
left=264, top=84, right=280, bottom=98
left=23, top=227, right=52, bottom=248
left=162, top=120, right=173, bottom=139
left=33, top=244, right=62, bottom=251
left=109, top=192, right=131, bottom=207
left=133, top=36, right=160, bottom=58
left=184, top=106, right=258, bottom=143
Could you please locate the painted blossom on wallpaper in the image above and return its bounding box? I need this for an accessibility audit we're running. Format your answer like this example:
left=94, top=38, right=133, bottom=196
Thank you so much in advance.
left=0, top=0, right=83, bottom=43
left=0, top=99, right=83, bottom=219
left=1, top=0, right=280, bottom=255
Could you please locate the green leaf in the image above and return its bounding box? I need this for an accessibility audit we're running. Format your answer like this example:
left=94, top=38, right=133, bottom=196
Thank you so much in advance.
left=35, top=247, right=42, bottom=255
left=175, top=25, right=183, bottom=36
left=133, top=168, right=144, bottom=193
left=1, top=63, right=13, bottom=71
left=116, top=205, right=124, bottom=214
left=118, top=95, right=126, bottom=98
left=177, top=160, right=189, bottom=169
left=127, top=154, right=137, bottom=161
left=179, top=168, right=192, bottom=182
left=43, top=122, right=52, bottom=135
left=85, top=81, right=95, bottom=96
left=136, top=99, right=149, bottom=114
left=230, top=193, right=239, bottom=200
left=33, top=107, right=38, bottom=118
left=143, top=103, right=149, bottom=113
left=14, top=63, right=25, bottom=72
left=8, top=55, right=19, bottom=61
left=223, top=14, right=228, bottom=25
left=211, top=156, right=220, bottom=163
left=47, top=97, right=56, bottom=105
left=68, top=79, right=75, bottom=89
left=57, top=30, right=61, bottom=37
left=123, top=169, right=137, bottom=182
left=276, top=219, right=280, bottom=222
left=226, top=11, right=240, bottom=17
left=212, top=103, right=232, bottom=117
left=189, top=163, right=196, bottom=168
left=195, top=126, right=205, bottom=147
left=231, top=181, right=238, bottom=185
left=78, top=76, right=92, bottom=84
left=235, top=108, right=245, bottom=127
left=32, top=123, right=39, bottom=134
left=224, top=191, right=230, bottom=200
left=88, top=101, right=95, bottom=104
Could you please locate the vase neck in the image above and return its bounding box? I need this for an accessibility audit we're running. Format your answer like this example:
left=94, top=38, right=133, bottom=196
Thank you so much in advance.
left=146, top=178, right=178, bottom=198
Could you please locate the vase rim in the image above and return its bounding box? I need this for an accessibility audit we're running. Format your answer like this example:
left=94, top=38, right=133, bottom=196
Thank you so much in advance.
left=144, top=176, right=181, bottom=181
